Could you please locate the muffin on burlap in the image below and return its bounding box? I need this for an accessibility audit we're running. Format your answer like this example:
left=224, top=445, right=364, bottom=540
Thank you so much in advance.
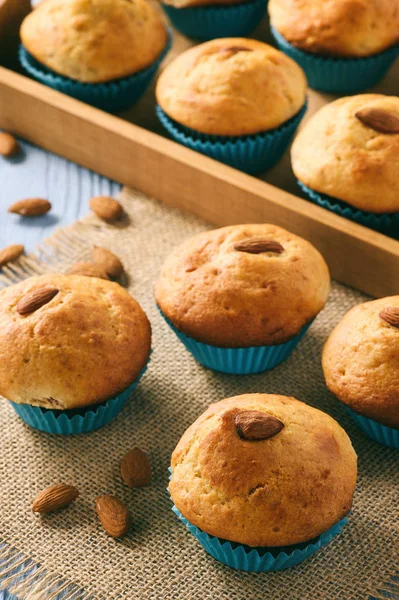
left=323, top=297, right=399, bottom=448
left=0, top=274, right=151, bottom=434
left=291, top=94, right=399, bottom=236
left=170, top=393, right=357, bottom=571
left=269, top=0, right=399, bottom=92
left=156, top=39, right=307, bottom=173
left=160, top=0, right=267, bottom=41
left=20, top=0, right=171, bottom=111
left=155, top=224, right=330, bottom=374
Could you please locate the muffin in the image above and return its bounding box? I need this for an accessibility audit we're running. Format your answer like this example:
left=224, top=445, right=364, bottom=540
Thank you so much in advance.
left=269, top=0, right=399, bottom=93
left=19, top=0, right=171, bottom=112
left=0, top=274, right=151, bottom=434
left=156, top=39, right=307, bottom=174
left=323, top=297, right=399, bottom=448
left=155, top=224, right=330, bottom=374
left=170, top=394, right=357, bottom=571
left=161, top=0, right=267, bottom=41
left=291, top=94, right=399, bottom=236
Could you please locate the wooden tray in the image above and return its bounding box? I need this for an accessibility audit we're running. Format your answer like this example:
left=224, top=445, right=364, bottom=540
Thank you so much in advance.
left=0, top=0, right=398, bottom=298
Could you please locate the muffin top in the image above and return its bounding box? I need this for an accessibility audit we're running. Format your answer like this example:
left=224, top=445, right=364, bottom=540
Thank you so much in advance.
left=155, top=224, right=330, bottom=347
left=291, top=95, right=399, bottom=214
left=0, top=275, right=151, bottom=410
left=156, top=38, right=307, bottom=136
left=170, top=394, right=357, bottom=547
left=268, top=0, right=399, bottom=57
left=323, top=297, right=399, bottom=428
left=20, top=0, right=168, bottom=83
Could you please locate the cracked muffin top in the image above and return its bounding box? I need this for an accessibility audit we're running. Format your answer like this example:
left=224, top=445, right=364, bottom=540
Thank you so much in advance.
left=155, top=224, right=330, bottom=347
left=0, top=275, right=151, bottom=409
left=20, top=0, right=168, bottom=83
left=170, top=394, right=357, bottom=547
left=323, top=297, right=399, bottom=428
left=155, top=38, right=307, bottom=136
left=291, top=95, right=399, bottom=213
left=268, top=0, right=399, bottom=57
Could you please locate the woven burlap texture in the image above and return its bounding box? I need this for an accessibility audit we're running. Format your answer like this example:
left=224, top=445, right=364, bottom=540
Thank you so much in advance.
left=0, top=189, right=397, bottom=600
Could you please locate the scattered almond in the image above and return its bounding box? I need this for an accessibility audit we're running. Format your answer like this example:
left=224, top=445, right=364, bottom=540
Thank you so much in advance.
left=219, top=46, right=253, bottom=56
left=17, top=287, right=59, bottom=316
left=379, top=307, right=399, bottom=328
left=8, top=198, right=51, bottom=217
left=235, top=411, right=284, bottom=441
left=67, top=262, right=110, bottom=280
left=234, top=238, right=284, bottom=255
left=92, top=246, right=124, bottom=278
left=89, top=196, right=122, bottom=221
left=355, top=108, right=399, bottom=134
left=120, top=448, right=151, bottom=489
left=0, top=132, right=19, bottom=157
left=0, top=244, right=24, bottom=268
left=96, top=495, right=131, bottom=538
left=32, top=483, right=79, bottom=514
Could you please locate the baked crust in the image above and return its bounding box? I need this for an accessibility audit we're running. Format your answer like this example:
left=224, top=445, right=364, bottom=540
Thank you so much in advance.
left=156, top=38, right=307, bottom=136
left=170, top=394, right=357, bottom=547
left=268, top=0, right=399, bottom=57
left=323, top=297, right=399, bottom=428
left=0, top=275, right=151, bottom=409
left=20, top=0, right=168, bottom=83
left=155, top=224, right=330, bottom=347
left=291, top=94, right=399, bottom=213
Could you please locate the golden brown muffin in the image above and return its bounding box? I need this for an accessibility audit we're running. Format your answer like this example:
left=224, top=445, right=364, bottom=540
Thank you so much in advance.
left=323, top=297, right=399, bottom=428
left=20, top=0, right=168, bottom=83
left=156, top=39, right=307, bottom=136
left=268, top=0, right=399, bottom=57
left=170, top=394, right=357, bottom=547
left=0, top=274, right=151, bottom=409
left=156, top=224, right=330, bottom=348
left=291, top=95, right=399, bottom=214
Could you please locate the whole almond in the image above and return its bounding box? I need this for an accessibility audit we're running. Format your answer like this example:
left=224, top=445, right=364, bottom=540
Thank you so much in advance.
left=17, top=287, right=59, bottom=316
left=96, top=495, right=131, bottom=538
left=92, top=246, right=124, bottom=278
left=67, top=262, right=110, bottom=280
left=355, top=108, right=399, bottom=134
left=234, top=238, right=284, bottom=255
left=219, top=46, right=253, bottom=56
left=89, top=196, right=122, bottom=221
left=235, top=411, right=284, bottom=441
left=120, top=448, right=151, bottom=489
left=379, top=307, right=399, bottom=328
left=8, top=198, right=51, bottom=217
left=0, top=244, right=24, bottom=268
left=32, top=484, right=79, bottom=514
left=0, top=132, right=19, bottom=157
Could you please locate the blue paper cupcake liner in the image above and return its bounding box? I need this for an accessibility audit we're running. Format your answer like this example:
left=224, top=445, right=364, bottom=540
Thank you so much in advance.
left=19, top=32, right=172, bottom=113
left=161, top=0, right=267, bottom=41
left=159, top=307, right=313, bottom=374
left=156, top=102, right=307, bottom=174
left=271, top=27, right=399, bottom=94
left=9, top=359, right=150, bottom=435
left=298, top=181, right=399, bottom=239
left=345, top=408, right=399, bottom=449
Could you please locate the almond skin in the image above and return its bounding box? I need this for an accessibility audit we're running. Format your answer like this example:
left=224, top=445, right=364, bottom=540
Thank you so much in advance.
left=234, top=238, right=284, bottom=255
left=0, top=244, right=24, bottom=268
left=8, top=198, right=51, bottom=217
left=89, top=196, right=122, bottom=221
left=0, top=132, right=19, bottom=157
left=355, top=108, right=399, bottom=134
left=96, top=495, right=131, bottom=538
left=235, top=411, right=284, bottom=441
left=120, top=448, right=151, bottom=489
left=32, top=484, right=79, bottom=514
left=379, top=307, right=399, bottom=328
left=17, top=287, right=59, bottom=316
left=92, top=246, right=124, bottom=278
left=67, top=262, right=110, bottom=280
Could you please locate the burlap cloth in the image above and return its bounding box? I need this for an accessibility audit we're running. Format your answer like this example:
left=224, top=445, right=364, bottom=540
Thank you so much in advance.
left=0, top=189, right=397, bottom=600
